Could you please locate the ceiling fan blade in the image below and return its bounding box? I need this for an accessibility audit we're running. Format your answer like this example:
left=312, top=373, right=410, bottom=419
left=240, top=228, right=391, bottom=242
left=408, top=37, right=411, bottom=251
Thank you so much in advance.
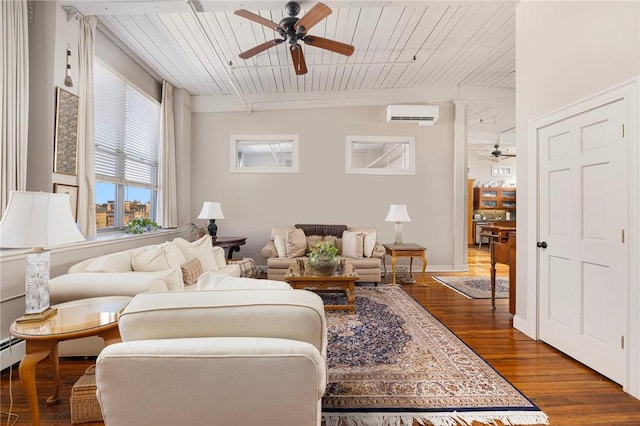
left=290, top=46, right=308, bottom=75
left=294, top=2, right=331, bottom=33
left=303, top=35, right=354, bottom=56
left=239, top=39, right=284, bottom=60
left=234, top=9, right=282, bottom=31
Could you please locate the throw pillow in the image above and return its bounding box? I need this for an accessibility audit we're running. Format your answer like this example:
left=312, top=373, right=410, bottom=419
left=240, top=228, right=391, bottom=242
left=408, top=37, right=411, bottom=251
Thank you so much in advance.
left=341, top=231, right=364, bottom=259
left=306, top=235, right=323, bottom=251
left=212, top=246, right=227, bottom=269
left=363, top=232, right=377, bottom=258
left=145, top=268, right=184, bottom=290
left=180, top=258, right=203, bottom=286
left=285, top=228, right=307, bottom=258
left=85, top=251, right=133, bottom=272
left=174, top=236, right=218, bottom=271
left=274, top=235, right=287, bottom=258
left=131, top=244, right=172, bottom=272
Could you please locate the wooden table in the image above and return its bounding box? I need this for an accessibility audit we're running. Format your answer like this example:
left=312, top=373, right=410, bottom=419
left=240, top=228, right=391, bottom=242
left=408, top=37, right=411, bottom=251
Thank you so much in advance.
left=383, top=243, right=427, bottom=286
left=213, top=236, right=247, bottom=260
left=284, top=263, right=359, bottom=311
left=490, top=232, right=516, bottom=313
left=480, top=225, right=517, bottom=243
left=9, top=296, right=131, bottom=426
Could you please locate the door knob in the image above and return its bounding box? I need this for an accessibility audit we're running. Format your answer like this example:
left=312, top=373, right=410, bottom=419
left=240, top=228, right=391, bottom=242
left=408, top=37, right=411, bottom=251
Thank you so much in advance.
left=537, top=241, right=548, bottom=249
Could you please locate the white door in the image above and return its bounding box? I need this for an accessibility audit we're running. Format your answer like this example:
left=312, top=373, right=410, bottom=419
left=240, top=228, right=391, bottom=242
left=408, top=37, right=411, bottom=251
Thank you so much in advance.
left=537, top=99, right=627, bottom=385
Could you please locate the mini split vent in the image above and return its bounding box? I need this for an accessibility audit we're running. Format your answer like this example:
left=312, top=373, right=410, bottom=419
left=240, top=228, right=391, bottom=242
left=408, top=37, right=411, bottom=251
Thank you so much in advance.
left=386, top=105, right=439, bottom=126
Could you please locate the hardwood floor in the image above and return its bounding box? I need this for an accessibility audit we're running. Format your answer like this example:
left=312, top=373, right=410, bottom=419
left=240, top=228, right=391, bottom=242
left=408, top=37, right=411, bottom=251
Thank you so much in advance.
left=2, top=246, right=640, bottom=425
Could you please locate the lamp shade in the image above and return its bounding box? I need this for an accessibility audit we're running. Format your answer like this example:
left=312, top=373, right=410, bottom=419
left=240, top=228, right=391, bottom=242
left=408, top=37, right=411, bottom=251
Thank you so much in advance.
left=385, top=204, right=411, bottom=222
left=0, top=191, right=85, bottom=249
left=197, top=201, right=225, bottom=220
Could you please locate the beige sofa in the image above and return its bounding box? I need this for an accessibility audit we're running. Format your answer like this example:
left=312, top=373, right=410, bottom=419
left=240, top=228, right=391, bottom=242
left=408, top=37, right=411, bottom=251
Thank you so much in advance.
left=261, top=224, right=385, bottom=282
left=96, top=288, right=327, bottom=426
left=49, top=235, right=241, bottom=305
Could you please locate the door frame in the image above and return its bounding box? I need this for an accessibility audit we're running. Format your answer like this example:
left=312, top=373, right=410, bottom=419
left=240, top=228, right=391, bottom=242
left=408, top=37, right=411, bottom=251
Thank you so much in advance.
left=525, top=78, right=639, bottom=398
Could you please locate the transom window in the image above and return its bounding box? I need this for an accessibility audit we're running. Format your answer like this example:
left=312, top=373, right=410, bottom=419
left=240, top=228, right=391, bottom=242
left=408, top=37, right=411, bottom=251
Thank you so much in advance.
left=230, top=135, right=299, bottom=173
left=93, top=62, right=160, bottom=230
left=346, top=136, right=415, bottom=175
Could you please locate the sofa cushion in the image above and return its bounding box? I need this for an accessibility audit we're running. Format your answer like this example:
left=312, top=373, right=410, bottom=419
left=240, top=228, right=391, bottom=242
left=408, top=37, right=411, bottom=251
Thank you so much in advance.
left=132, top=243, right=187, bottom=272
left=85, top=251, right=134, bottom=272
left=342, top=231, right=364, bottom=259
left=285, top=228, right=307, bottom=258
left=181, top=258, right=203, bottom=286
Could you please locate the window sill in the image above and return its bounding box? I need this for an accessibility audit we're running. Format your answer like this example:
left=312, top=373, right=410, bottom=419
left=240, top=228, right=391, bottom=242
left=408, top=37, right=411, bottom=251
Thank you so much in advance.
left=0, top=227, right=188, bottom=261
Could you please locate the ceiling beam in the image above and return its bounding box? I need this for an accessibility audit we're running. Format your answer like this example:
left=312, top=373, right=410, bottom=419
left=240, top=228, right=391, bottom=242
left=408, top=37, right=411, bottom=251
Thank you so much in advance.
left=191, top=85, right=514, bottom=113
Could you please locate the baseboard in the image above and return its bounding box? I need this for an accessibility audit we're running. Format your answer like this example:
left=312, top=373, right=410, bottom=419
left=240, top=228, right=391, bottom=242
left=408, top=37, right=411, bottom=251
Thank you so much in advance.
left=1, top=337, right=24, bottom=371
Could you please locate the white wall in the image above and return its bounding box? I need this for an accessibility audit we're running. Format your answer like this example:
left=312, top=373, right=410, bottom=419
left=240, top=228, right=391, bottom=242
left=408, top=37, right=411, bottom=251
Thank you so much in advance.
left=515, top=1, right=639, bottom=331
left=190, top=103, right=457, bottom=270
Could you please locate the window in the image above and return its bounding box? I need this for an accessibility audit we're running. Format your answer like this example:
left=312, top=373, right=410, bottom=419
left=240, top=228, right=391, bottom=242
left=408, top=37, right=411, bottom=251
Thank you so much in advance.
left=230, top=135, right=299, bottom=173
left=346, top=136, right=415, bottom=175
left=94, top=62, right=160, bottom=230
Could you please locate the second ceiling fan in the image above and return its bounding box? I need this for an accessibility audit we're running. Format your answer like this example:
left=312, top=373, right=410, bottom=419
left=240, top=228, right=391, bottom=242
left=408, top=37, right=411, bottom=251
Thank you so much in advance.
left=234, top=1, right=355, bottom=75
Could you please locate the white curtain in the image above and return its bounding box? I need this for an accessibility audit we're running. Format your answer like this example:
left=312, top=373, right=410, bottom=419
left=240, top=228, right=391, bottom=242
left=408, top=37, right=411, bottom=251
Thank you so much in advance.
left=77, top=16, right=97, bottom=235
left=1, top=0, right=29, bottom=216
left=158, top=80, right=178, bottom=228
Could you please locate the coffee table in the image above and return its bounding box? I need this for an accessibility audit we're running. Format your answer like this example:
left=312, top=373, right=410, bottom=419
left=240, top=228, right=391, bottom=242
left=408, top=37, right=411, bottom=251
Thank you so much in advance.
left=284, top=263, right=359, bottom=311
left=9, top=296, right=131, bottom=426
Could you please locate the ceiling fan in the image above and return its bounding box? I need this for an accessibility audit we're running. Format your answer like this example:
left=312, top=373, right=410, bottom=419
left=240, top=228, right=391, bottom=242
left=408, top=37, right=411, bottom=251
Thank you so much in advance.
left=490, top=144, right=516, bottom=161
left=234, top=1, right=355, bottom=75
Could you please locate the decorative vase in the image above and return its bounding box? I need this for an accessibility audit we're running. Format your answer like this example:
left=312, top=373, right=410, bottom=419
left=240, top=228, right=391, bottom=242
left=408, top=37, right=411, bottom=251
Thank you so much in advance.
left=308, top=255, right=337, bottom=276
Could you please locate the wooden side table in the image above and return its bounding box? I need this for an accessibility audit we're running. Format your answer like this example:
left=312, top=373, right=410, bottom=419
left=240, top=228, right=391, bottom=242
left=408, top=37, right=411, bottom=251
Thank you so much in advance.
left=9, top=296, right=131, bottom=426
left=383, top=243, right=427, bottom=286
left=213, top=236, right=247, bottom=260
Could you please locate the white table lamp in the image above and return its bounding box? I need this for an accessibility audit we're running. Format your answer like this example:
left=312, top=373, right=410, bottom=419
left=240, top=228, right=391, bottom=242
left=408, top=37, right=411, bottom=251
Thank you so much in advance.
left=0, top=191, right=85, bottom=318
left=197, top=201, right=225, bottom=237
left=385, top=204, right=411, bottom=244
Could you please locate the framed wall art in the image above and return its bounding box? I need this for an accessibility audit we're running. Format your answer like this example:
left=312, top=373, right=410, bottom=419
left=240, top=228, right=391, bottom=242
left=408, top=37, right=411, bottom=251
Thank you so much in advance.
left=54, top=183, right=79, bottom=222
left=54, top=87, right=80, bottom=175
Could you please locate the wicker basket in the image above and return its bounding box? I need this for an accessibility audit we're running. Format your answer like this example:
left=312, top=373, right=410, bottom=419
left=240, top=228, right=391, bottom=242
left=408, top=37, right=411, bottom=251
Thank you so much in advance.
left=70, top=365, right=103, bottom=424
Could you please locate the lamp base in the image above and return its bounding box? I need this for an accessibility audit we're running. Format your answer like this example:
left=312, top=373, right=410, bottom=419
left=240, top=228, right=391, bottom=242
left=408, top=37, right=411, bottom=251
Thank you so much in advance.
left=394, top=222, right=404, bottom=245
left=207, top=219, right=218, bottom=238
left=16, top=307, right=58, bottom=324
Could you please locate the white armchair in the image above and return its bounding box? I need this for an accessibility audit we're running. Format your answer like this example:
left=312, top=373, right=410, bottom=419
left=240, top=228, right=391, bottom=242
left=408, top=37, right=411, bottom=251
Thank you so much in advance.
left=95, top=288, right=327, bottom=426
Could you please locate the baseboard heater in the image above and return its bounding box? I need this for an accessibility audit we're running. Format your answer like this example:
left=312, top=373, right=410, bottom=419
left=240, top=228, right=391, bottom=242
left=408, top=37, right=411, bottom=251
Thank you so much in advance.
left=1, top=337, right=25, bottom=372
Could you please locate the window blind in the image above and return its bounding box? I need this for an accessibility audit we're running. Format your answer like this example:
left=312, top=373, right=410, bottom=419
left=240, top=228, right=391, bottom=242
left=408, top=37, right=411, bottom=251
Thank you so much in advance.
left=94, top=63, right=160, bottom=187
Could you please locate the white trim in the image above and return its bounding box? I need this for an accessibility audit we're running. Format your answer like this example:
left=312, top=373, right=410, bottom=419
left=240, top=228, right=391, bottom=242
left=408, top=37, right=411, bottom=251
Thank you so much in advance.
left=525, top=78, right=639, bottom=398
left=0, top=337, right=24, bottom=371
left=345, top=136, right=415, bottom=175
left=452, top=100, right=468, bottom=270
left=229, top=134, right=299, bottom=174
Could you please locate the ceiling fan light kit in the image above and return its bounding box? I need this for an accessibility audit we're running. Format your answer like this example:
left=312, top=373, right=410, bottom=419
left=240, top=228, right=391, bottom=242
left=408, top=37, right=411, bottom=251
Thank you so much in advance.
left=235, top=1, right=355, bottom=75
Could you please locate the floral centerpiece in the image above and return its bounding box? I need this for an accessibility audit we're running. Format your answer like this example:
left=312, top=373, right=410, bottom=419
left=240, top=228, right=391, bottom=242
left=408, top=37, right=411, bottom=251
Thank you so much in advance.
left=307, top=241, right=340, bottom=275
left=125, top=217, right=159, bottom=234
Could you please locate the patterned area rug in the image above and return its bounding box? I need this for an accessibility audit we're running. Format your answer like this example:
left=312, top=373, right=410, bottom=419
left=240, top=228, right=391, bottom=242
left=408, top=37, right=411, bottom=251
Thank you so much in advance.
left=433, top=276, right=509, bottom=299
left=322, top=286, right=547, bottom=426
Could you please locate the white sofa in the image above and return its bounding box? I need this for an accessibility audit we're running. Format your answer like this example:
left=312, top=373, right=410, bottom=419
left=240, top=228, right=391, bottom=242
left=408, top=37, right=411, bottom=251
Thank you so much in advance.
left=49, top=235, right=242, bottom=356
left=49, top=235, right=241, bottom=304
left=96, top=288, right=327, bottom=426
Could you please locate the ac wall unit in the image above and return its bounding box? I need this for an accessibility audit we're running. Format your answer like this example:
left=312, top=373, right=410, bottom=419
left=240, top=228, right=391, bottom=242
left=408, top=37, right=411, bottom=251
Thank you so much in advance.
left=386, top=105, right=439, bottom=126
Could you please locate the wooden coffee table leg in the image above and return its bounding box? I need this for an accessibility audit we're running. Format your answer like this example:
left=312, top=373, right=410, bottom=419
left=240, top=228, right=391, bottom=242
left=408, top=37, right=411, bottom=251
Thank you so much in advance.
left=346, top=283, right=355, bottom=311
left=19, top=339, right=58, bottom=426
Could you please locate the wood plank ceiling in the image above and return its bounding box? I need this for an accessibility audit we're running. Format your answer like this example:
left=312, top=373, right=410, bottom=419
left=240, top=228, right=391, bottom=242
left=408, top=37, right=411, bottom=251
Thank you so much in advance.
left=61, top=0, right=516, bottom=135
